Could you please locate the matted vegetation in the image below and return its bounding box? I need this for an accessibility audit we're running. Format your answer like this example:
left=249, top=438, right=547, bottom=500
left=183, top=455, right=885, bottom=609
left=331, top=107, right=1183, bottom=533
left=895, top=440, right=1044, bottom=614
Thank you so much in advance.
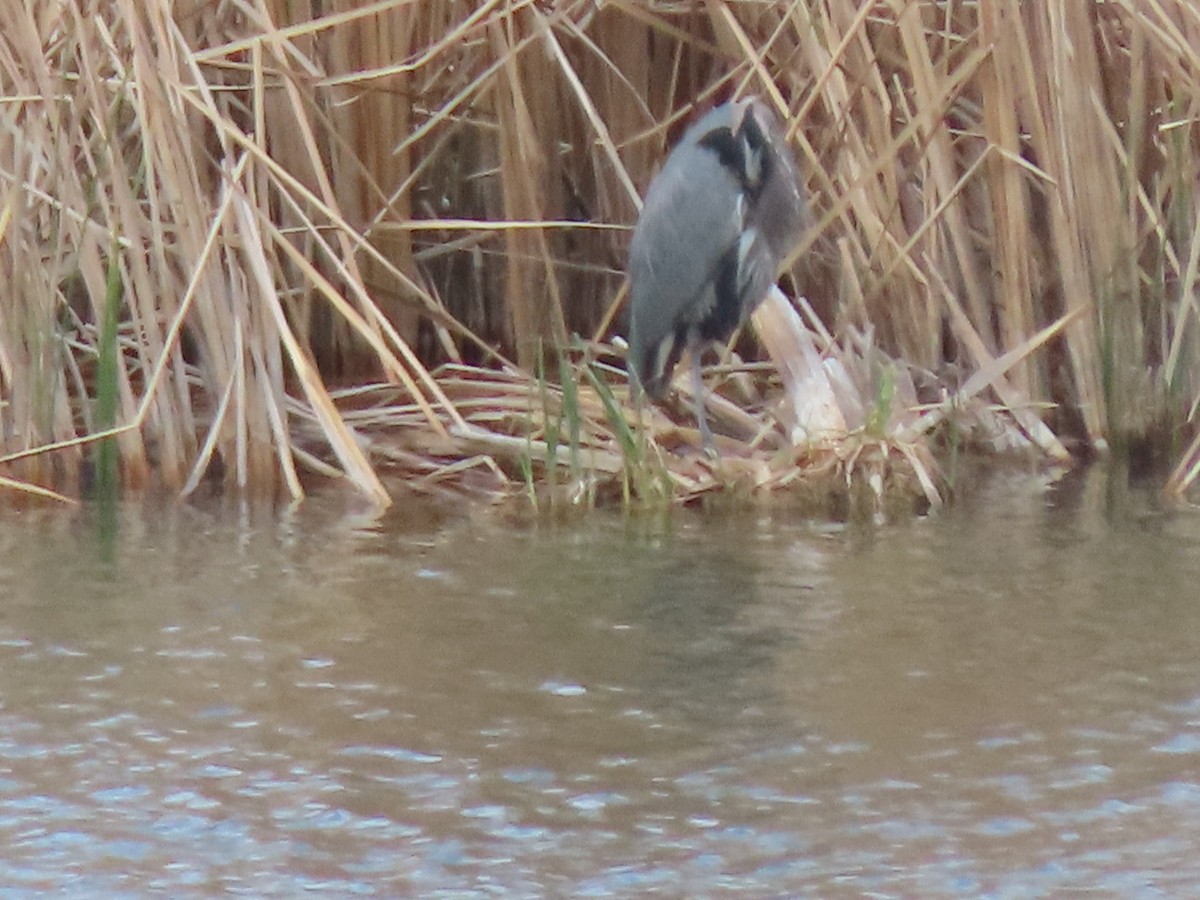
left=2, top=1, right=1200, bottom=510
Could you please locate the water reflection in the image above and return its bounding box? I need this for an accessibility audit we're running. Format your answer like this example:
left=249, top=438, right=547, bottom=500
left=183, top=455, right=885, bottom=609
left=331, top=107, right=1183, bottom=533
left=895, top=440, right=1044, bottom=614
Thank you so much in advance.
left=0, top=471, right=1197, bottom=894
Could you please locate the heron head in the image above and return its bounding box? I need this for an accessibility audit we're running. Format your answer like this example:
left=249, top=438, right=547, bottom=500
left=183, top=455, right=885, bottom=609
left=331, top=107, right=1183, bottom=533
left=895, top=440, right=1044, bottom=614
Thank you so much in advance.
left=696, top=99, right=776, bottom=199
left=697, top=99, right=807, bottom=263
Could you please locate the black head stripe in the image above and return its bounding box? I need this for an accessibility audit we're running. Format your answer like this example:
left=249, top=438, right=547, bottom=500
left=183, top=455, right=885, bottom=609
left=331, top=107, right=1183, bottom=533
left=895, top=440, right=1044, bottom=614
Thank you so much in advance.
left=698, top=126, right=744, bottom=180
left=697, top=116, right=771, bottom=200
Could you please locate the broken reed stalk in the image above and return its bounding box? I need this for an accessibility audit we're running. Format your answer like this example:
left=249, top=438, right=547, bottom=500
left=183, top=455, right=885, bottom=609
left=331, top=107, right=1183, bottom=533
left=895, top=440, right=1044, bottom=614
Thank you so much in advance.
left=2, top=1, right=1200, bottom=508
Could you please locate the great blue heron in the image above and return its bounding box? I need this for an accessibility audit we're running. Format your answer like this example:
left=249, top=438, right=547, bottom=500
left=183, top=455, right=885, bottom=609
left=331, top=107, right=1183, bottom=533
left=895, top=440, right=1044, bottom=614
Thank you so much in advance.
left=626, top=97, right=807, bottom=449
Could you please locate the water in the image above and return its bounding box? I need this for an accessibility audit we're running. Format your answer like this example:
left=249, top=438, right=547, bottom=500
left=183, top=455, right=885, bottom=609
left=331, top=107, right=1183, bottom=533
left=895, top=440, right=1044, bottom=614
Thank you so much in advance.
left=0, top=469, right=1198, bottom=896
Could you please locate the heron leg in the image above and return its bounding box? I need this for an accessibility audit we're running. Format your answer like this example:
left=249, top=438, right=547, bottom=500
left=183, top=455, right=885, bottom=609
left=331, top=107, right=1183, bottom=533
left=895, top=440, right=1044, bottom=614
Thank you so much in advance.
left=690, top=350, right=716, bottom=455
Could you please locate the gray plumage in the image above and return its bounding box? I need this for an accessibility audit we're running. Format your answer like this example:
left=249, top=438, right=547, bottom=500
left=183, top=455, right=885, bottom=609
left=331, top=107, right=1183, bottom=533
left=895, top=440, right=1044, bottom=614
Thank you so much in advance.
left=626, top=97, right=807, bottom=446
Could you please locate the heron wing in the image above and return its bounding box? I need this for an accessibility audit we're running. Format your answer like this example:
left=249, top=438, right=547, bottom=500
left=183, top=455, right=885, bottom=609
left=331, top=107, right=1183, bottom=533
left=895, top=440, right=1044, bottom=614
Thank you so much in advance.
left=627, top=133, right=744, bottom=387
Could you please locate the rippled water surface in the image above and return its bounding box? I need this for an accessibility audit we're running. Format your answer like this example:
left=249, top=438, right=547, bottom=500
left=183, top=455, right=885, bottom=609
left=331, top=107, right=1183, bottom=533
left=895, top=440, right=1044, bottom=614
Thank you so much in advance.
left=1, top=470, right=1199, bottom=896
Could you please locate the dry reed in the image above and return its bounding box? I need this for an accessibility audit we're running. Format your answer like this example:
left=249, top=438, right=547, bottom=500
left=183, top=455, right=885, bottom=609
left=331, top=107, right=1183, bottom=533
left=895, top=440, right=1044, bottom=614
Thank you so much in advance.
left=2, top=1, right=1200, bottom=511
